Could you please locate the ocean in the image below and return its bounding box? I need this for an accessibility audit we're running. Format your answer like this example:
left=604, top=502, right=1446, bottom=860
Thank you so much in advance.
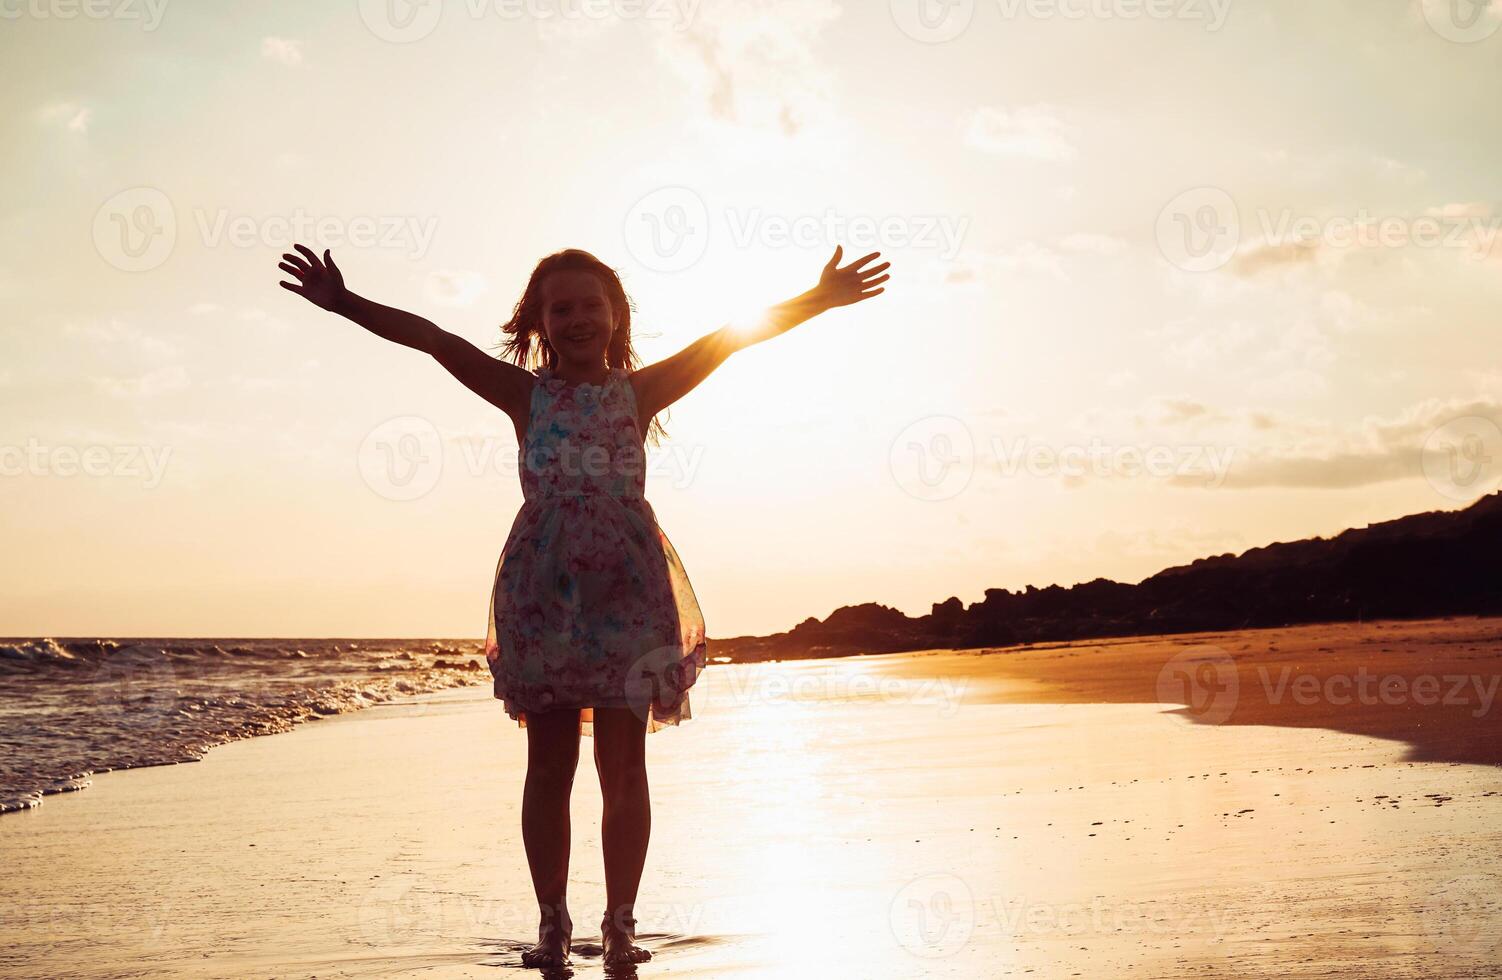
left=0, top=637, right=488, bottom=813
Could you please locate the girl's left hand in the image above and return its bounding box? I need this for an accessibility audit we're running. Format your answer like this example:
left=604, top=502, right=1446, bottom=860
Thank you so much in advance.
left=814, top=246, right=891, bottom=309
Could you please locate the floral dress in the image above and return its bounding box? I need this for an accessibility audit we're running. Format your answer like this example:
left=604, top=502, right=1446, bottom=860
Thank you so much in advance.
left=485, top=364, right=708, bottom=736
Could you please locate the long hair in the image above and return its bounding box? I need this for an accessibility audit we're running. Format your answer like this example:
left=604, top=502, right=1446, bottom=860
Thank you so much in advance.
left=497, top=249, right=666, bottom=445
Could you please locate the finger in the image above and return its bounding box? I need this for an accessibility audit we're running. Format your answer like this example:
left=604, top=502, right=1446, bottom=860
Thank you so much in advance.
left=281, top=252, right=311, bottom=273
left=279, top=281, right=307, bottom=295
left=278, top=262, right=306, bottom=278
left=862, top=273, right=891, bottom=288
left=857, top=286, right=885, bottom=299
left=824, top=245, right=843, bottom=270
left=293, top=243, right=324, bottom=272
left=323, top=249, right=341, bottom=275
left=859, top=261, right=892, bottom=279
left=842, top=251, right=882, bottom=272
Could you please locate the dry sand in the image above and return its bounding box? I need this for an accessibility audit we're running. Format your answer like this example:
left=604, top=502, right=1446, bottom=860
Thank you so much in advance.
left=2, top=617, right=1500, bottom=978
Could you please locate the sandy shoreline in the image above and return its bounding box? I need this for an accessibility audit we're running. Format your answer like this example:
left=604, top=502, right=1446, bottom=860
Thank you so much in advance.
left=3, top=618, right=1500, bottom=978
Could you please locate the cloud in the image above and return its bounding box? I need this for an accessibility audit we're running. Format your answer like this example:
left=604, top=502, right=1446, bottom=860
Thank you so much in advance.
left=1060, top=233, right=1127, bottom=256
left=1228, top=238, right=1323, bottom=277
left=262, top=37, right=304, bottom=66
left=944, top=243, right=1068, bottom=284
left=942, top=231, right=1125, bottom=286
left=1174, top=395, right=1502, bottom=490
left=63, top=318, right=178, bottom=359
left=93, top=364, right=190, bottom=398
left=651, top=0, right=841, bottom=137
left=425, top=269, right=490, bottom=308
left=962, top=105, right=1078, bottom=163
left=37, top=102, right=91, bottom=133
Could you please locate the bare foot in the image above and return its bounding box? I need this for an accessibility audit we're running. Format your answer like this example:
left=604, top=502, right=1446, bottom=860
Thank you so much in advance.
left=521, top=907, right=573, bottom=969
left=600, top=912, right=651, bottom=965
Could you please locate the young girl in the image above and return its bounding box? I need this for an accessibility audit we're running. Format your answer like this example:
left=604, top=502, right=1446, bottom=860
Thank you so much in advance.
left=276, top=242, right=890, bottom=968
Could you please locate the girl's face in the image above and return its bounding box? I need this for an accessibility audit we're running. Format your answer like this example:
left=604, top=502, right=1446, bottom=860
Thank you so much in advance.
left=539, top=269, right=616, bottom=368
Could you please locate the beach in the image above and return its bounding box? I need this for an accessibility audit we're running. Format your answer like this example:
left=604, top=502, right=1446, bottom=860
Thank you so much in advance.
left=3, top=617, right=1500, bottom=978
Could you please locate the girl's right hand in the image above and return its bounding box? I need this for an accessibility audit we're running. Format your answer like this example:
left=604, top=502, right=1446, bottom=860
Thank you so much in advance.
left=278, top=244, right=346, bottom=311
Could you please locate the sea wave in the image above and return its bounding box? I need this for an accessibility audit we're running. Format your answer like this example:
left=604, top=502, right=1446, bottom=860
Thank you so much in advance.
left=0, top=637, right=488, bottom=814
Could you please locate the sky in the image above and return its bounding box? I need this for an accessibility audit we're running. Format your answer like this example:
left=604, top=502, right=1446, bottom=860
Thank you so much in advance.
left=2, top=0, right=1500, bottom=638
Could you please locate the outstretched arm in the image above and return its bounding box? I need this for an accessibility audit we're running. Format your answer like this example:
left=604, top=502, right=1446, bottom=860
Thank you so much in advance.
left=277, top=244, right=532, bottom=422
left=631, top=245, right=890, bottom=424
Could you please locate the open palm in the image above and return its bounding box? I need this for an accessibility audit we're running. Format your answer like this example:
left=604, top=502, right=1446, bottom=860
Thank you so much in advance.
left=814, top=246, right=891, bottom=309
left=278, top=244, right=345, bottom=311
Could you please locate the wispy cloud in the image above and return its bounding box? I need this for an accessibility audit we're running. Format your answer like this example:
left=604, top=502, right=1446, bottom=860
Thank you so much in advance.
left=962, top=105, right=1078, bottom=163
left=37, top=101, right=91, bottom=134
left=93, top=364, right=190, bottom=399
left=262, top=37, right=304, bottom=66
left=651, top=0, right=841, bottom=136
left=1173, top=396, right=1502, bottom=490
left=425, top=269, right=489, bottom=308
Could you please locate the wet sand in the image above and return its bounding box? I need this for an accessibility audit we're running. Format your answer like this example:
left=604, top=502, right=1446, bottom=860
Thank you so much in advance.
left=2, top=618, right=1500, bottom=978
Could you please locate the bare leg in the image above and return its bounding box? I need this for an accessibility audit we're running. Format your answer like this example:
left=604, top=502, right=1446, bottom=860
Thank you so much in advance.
left=593, top=707, right=652, bottom=965
left=520, top=707, right=581, bottom=968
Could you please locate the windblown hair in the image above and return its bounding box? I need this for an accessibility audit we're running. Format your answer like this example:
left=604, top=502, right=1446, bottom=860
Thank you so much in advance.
left=497, top=249, right=666, bottom=445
